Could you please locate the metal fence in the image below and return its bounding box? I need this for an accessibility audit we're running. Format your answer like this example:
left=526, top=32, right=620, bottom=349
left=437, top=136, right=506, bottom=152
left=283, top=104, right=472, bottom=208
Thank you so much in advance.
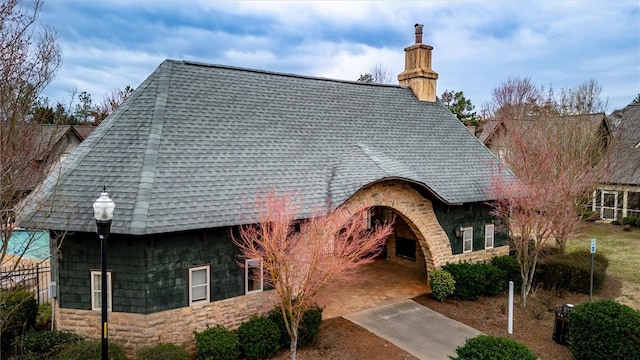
left=0, top=262, right=52, bottom=304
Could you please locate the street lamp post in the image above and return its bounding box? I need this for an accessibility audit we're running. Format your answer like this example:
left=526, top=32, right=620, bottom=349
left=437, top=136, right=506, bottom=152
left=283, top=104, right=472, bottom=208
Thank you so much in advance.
left=93, top=187, right=115, bottom=360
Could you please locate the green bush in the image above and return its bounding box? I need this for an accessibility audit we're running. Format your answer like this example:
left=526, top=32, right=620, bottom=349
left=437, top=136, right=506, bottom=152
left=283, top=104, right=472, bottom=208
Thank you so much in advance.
left=611, top=219, right=621, bottom=225
left=636, top=217, right=640, bottom=228
left=622, top=216, right=638, bottom=226
left=136, top=343, right=189, bottom=360
left=12, top=330, right=82, bottom=359
left=237, top=316, right=281, bottom=360
left=268, top=304, right=323, bottom=349
left=442, top=262, right=506, bottom=300
left=569, top=299, right=640, bottom=360
left=56, top=340, right=127, bottom=360
left=35, top=303, right=52, bottom=330
left=0, top=290, right=39, bottom=351
left=538, top=250, right=608, bottom=293
left=450, top=334, right=536, bottom=360
left=194, top=325, right=240, bottom=360
left=429, top=270, right=455, bottom=301
left=490, top=255, right=521, bottom=291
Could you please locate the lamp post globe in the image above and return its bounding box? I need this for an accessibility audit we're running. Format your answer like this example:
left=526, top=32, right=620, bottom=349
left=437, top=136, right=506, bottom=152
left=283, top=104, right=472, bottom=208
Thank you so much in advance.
left=93, top=187, right=114, bottom=360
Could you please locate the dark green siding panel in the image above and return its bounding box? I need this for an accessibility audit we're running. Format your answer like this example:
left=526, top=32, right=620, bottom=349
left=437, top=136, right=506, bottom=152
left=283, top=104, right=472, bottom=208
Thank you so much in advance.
left=433, top=202, right=508, bottom=255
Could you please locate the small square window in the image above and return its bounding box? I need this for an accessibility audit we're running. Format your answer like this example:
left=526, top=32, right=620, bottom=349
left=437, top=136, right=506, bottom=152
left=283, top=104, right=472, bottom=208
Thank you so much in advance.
left=245, top=259, right=263, bottom=294
left=485, top=224, right=495, bottom=249
left=90, top=271, right=112, bottom=311
left=189, top=265, right=210, bottom=305
left=462, top=227, right=473, bottom=253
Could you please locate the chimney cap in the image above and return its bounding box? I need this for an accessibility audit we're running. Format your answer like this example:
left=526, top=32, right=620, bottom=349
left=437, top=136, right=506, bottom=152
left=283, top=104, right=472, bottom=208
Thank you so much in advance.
left=414, top=23, right=424, bottom=44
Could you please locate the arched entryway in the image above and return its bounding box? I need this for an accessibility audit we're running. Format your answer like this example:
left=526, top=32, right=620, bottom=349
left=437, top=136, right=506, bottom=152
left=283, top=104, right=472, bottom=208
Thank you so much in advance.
left=318, top=179, right=454, bottom=318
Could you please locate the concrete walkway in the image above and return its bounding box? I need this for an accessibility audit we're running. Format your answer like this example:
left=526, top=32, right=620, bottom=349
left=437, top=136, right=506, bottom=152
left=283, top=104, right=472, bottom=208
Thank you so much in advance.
left=344, top=299, right=482, bottom=360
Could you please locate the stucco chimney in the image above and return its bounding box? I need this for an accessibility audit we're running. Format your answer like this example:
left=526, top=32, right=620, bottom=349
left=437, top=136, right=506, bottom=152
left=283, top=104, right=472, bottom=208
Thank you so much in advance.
left=398, top=24, right=439, bottom=102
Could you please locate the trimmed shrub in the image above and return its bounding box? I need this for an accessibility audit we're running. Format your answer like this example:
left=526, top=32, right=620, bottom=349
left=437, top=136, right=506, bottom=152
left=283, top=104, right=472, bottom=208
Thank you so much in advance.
left=194, top=325, right=240, bottom=360
left=569, top=299, right=640, bottom=360
left=268, top=305, right=323, bottom=348
left=611, top=219, right=621, bottom=225
left=0, top=290, right=39, bottom=351
left=538, top=250, right=608, bottom=293
left=12, top=330, right=81, bottom=359
left=429, top=270, right=455, bottom=301
left=442, top=262, right=506, bottom=300
left=56, top=340, right=126, bottom=360
left=237, top=316, right=281, bottom=360
left=636, top=217, right=640, bottom=228
left=136, top=343, right=189, bottom=360
left=491, top=255, right=521, bottom=291
left=450, top=334, right=536, bottom=360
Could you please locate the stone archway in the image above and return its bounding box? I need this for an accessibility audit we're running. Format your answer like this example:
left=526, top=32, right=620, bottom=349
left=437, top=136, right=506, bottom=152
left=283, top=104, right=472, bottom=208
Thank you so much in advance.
left=338, top=179, right=453, bottom=274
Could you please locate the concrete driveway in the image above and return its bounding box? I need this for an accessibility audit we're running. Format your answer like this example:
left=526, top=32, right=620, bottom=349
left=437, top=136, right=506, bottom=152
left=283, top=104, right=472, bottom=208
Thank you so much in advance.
left=344, top=299, right=482, bottom=360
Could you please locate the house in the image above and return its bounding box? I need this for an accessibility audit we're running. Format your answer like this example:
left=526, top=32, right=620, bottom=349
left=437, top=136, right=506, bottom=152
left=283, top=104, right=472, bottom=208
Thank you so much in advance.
left=592, top=103, right=640, bottom=221
left=479, top=113, right=611, bottom=161
left=18, top=25, right=510, bottom=351
left=16, top=124, right=95, bottom=195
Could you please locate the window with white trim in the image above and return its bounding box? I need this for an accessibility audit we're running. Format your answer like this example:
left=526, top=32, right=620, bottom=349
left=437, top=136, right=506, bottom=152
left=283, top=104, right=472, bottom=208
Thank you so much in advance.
left=189, top=265, right=210, bottom=305
left=462, top=226, right=473, bottom=253
left=245, top=259, right=263, bottom=294
left=90, top=271, right=112, bottom=311
left=485, top=224, right=495, bottom=249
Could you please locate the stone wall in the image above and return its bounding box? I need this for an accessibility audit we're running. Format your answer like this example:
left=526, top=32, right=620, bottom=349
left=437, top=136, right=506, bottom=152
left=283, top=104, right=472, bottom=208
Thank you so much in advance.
left=55, top=290, right=278, bottom=356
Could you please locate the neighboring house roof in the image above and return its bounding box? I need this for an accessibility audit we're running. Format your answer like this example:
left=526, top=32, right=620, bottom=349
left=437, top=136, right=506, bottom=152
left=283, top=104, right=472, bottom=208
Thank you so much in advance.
left=72, top=125, right=97, bottom=140
left=20, top=60, right=508, bottom=236
left=604, top=103, right=640, bottom=185
left=479, top=113, right=610, bottom=146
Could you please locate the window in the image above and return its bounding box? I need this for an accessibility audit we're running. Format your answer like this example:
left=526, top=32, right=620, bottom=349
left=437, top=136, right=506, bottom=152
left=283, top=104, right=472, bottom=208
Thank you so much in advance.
left=90, top=271, right=112, bottom=311
left=395, top=237, right=416, bottom=261
left=484, top=224, right=495, bottom=249
left=462, top=227, right=473, bottom=253
left=245, top=259, right=263, bottom=294
left=189, top=265, right=210, bottom=305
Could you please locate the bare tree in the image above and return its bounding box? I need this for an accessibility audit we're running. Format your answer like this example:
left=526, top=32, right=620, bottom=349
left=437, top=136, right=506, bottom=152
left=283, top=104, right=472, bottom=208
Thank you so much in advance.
left=232, top=192, right=392, bottom=360
left=95, top=85, right=135, bottom=124
left=0, top=0, right=62, bottom=271
left=357, top=63, right=392, bottom=84
left=483, top=77, right=543, bottom=120
left=557, top=79, right=609, bottom=115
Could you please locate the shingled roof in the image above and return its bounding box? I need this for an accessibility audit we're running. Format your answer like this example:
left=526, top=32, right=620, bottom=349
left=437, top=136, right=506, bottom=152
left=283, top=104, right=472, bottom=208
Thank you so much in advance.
left=605, top=103, right=640, bottom=185
left=19, top=60, right=506, bottom=235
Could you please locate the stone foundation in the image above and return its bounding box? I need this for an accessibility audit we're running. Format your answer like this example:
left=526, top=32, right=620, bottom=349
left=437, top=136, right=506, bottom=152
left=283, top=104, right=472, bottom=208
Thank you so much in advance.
left=55, top=290, right=278, bottom=356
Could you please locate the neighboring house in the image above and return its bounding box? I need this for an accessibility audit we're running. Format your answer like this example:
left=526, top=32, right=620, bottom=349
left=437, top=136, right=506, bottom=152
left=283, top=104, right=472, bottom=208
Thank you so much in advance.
left=479, top=113, right=611, bottom=162
left=19, top=26, right=510, bottom=351
left=593, top=103, right=640, bottom=221
left=19, top=124, right=95, bottom=194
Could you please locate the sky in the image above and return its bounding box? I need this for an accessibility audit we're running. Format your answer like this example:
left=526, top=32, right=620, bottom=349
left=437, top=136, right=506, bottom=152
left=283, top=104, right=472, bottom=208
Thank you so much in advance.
left=38, top=0, right=639, bottom=113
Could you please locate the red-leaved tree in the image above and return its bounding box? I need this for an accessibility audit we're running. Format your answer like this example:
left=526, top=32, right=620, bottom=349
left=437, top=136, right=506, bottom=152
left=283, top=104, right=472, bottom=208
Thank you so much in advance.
left=490, top=115, right=610, bottom=306
left=231, top=192, right=393, bottom=360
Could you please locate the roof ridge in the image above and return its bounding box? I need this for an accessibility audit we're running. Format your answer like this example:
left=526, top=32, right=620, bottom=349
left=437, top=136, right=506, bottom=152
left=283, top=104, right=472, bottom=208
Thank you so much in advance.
left=129, top=61, right=172, bottom=234
left=176, top=59, right=402, bottom=88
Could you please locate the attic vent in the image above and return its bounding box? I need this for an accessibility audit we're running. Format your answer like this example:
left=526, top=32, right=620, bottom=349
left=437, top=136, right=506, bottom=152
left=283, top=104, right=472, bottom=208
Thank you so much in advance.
left=635, top=141, right=640, bottom=149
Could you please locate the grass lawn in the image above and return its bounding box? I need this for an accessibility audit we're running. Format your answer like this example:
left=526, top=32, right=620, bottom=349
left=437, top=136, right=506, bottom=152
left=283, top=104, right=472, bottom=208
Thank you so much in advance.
left=568, top=222, right=640, bottom=309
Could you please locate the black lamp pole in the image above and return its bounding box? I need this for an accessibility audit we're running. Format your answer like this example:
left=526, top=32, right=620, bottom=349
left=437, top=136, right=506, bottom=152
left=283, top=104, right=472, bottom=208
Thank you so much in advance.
left=94, top=187, right=115, bottom=360
left=97, top=219, right=111, bottom=360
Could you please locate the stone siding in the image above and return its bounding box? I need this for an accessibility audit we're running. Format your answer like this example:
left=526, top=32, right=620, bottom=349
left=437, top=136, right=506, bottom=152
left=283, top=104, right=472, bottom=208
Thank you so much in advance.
left=55, top=290, right=278, bottom=355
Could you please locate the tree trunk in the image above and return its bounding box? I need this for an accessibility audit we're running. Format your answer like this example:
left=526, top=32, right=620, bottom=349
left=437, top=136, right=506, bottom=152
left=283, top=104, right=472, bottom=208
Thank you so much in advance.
left=289, top=331, right=298, bottom=360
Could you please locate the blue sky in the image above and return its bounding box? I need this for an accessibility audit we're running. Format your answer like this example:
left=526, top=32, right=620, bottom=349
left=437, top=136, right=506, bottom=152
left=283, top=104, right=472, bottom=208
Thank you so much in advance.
left=39, top=1, right=639, bottom=112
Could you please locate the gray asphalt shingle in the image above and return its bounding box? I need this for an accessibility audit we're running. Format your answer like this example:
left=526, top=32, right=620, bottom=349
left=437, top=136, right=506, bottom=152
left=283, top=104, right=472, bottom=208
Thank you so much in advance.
left=19, top=60, right=506, bottom=235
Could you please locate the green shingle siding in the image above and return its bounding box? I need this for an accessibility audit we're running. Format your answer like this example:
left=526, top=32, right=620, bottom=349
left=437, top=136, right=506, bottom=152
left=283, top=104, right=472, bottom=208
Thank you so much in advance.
left=57, top=227, right=244, bottom=314
left=432, top=202, right=508, bottom=255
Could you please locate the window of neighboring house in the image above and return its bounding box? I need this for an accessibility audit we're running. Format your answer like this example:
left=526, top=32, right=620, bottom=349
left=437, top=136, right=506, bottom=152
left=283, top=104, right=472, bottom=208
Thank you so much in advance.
left=90, top=271, right=112, bottom=311
left=245, top=259, right=263, bottom=294
left=485, top=224, right=495, bottom=249
left=497, top=147, right=507, bottom=161
left=462, top=227, right=473, bottom=253
left=189, top=265, right=210, bottom=305
left=396, top=237, right=416, bottom=261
